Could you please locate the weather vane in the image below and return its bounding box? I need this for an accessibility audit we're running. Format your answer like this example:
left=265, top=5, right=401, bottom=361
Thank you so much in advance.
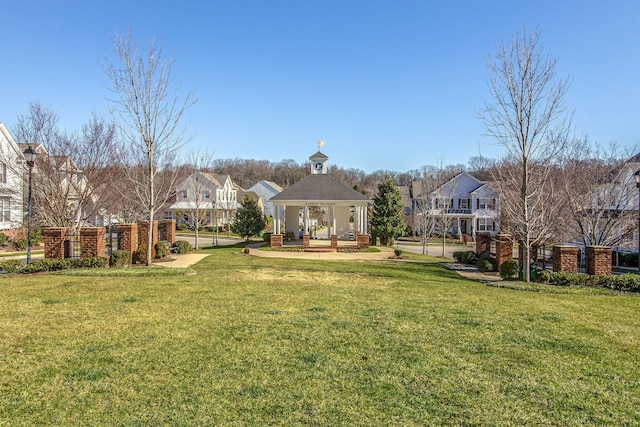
left=317, top=140, right=324, bottom=149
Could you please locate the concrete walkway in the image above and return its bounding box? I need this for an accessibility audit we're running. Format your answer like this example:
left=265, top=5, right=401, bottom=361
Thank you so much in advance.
left=152, top=253, right=211, bottom=268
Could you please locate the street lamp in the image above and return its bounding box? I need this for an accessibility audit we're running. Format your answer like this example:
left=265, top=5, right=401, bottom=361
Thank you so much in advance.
left=23, top=146, right=37, bottom=264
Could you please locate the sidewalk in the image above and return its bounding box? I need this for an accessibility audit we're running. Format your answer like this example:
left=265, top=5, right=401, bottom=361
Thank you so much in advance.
left=445, top=263, right=502, bottom=283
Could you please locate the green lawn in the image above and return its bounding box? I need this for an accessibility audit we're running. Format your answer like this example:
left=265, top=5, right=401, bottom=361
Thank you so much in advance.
left=1, top=246, right=639, bottom=425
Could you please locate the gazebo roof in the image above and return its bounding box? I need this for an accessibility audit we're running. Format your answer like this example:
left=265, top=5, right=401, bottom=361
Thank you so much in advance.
left=270, top=174, right=370, bottom=203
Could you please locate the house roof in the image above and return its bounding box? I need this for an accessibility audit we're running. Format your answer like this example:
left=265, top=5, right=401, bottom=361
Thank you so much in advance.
left=1, top=124, right=24, bottom=159
left=270, top=174, right=370, bottom=202
left=309, top=150, right=329, bottom=161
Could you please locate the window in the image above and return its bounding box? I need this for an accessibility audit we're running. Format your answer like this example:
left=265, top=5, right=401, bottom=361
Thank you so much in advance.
left=163, top=210, right=173, bottom=220
left=435, top=198, right=451, bottom=209
left=204, top=190, right=210, bottom=200
left=181, top=190, right=188, bottom=199
left=477, top=198, right=495, bottom=209
left=0, top=198, right=9, bottom=222
left=0, top=163, right=6, bottom=183
left=477, top=218, right=494, bottom=232
left=459, top=198, right=469, bottom=209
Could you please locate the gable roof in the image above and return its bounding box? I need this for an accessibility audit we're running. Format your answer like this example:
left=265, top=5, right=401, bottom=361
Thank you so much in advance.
left=270, top=174, right=370, bottom=202
left=309, top=150, right=329, bottom=161
left=2, top=125, right=27, bottom=158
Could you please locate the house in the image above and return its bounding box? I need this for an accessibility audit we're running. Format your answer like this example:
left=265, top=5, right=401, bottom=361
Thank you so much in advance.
left=16, top=142, right=104, bottom=229
left=0, top=123, right=25, bottom=238
left=414, top=172, right=500, bottom=240
left=167, top=172, right=245, bottom=229
left=246, top=180, right=282, bottom=218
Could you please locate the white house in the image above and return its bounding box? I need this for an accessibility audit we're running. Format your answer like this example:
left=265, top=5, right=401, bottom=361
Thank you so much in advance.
left=246, top=180, right=282, bottom=218
left=0, top=123, right=25, bottom=237
left=167, top=172, right=244, bottom=229
left=416, top=172, right=500, bottom=240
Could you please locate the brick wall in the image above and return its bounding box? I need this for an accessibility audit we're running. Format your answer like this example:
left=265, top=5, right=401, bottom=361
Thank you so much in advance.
left=80, top=227, right=106, bottom=258
left=475, top=232, right=491, bottom=256
left=270, top=234, right=283, bottom=247
left=138, top=221, right=158, bottom=249
left=331, top=234, right=338, bottom=248
left=115, top=224, right=138, bottom=254
left=553, top=245, right=579, bottom=273
left=302, top=234, right=310, bottom=247
left=357, top=233, right=370, bottom=249
left=44, top=227, right=71, bottom=259
left=495, top=234, right=513, bottom=270
left=158, top=220, right=176, bottom=245
left=586, top=246, right=612, bottom=276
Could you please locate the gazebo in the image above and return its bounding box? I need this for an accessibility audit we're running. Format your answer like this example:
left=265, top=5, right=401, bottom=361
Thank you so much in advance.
left=269, top=149, right=371, bottom=249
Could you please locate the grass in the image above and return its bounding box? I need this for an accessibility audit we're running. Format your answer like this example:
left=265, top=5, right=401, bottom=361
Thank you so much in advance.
left=1, top=247, right=639, bottom=425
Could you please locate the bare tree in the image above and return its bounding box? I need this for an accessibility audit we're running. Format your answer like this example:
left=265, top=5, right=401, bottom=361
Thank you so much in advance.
left=560, top=140, right=637, bottom=247
left=14, top=102, right=118, bottom=232
left=177, top=149, right=215, bottom=249
left=104, top=31, right=195, bottom=265
left=480, top=29, right=571, bottom=281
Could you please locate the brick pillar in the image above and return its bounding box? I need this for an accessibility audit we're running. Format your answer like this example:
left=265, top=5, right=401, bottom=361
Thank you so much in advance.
left=80, top=227, right=106, bottom=258
left=270, top=234, right=283, bottom=247
left=44, top=227, right=71, bottom=259
left=495, top=233, right=513, bottom=270
left=138, top=221, right=158, bottom=249
left=302, top=234, right=310, bottom=248
left=158, top=219, right=176, bottom=245
left=475, top=232, right=491, bottom=256
left=531, top=245, right=539, bottom=263
left=586, top=246, right=612, bottom=276
left=553, top=245, right=579, bottom=273
left=115, top=224, right=138, bottom=254
left=331, top=234, right=338, bottom=248
left=357, top=233, right=370, bottom=249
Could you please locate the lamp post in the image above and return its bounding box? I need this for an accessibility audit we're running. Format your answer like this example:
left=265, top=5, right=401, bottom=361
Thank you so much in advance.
left=23, top=146, right=37, bottom=265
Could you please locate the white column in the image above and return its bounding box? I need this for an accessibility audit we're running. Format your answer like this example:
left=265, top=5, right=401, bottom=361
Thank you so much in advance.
left=332, top=205, right=337, bottom=235
left=274, top=205, right=280, bottom=234
left=304, top=205, right=309, bottom=235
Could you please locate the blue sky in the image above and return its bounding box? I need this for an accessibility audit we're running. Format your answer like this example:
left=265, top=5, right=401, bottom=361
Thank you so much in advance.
left=1, top=0, right=639, bottom=172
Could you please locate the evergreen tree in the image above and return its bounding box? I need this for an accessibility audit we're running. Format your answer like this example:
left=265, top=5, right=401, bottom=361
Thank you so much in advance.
left=370, top=176, right=407, bottom=246
left=232, top=195, right=266, bottom=241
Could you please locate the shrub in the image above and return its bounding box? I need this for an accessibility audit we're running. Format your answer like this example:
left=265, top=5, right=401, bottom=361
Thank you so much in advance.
left=394, top=248, right=403, bottom=257
left=72, top=257, right=109, bottom=268
left=110, top=250, right=132, bottom=267
left=133, top=246, right=147, bottom=264
left=477, top=256, right=495, bottom=273
left=534, top=269, right=552, bottom=284
left=0, top=232, right=8, bottom=245
left=12, top=239, right=28, bottom=251
left=548, top=272, right=590, bottom=287
left=177, top=224, right=188, bottom=231
left=243, top=247, right=250, bottom=254
left=452, top=251, right=465, bottom=262
left=22, top=258, right=72, bottom=274
left=0, top=259, right=24, bottom=273
left=591, top=274, right=640, bottom=292
left=499, top=260, right=519, bottom=280
left=155, top=242, right=169, bottom=259
left=173, top=240, right=192, bottom=254
left=263, top=232, right=272, bottom=243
